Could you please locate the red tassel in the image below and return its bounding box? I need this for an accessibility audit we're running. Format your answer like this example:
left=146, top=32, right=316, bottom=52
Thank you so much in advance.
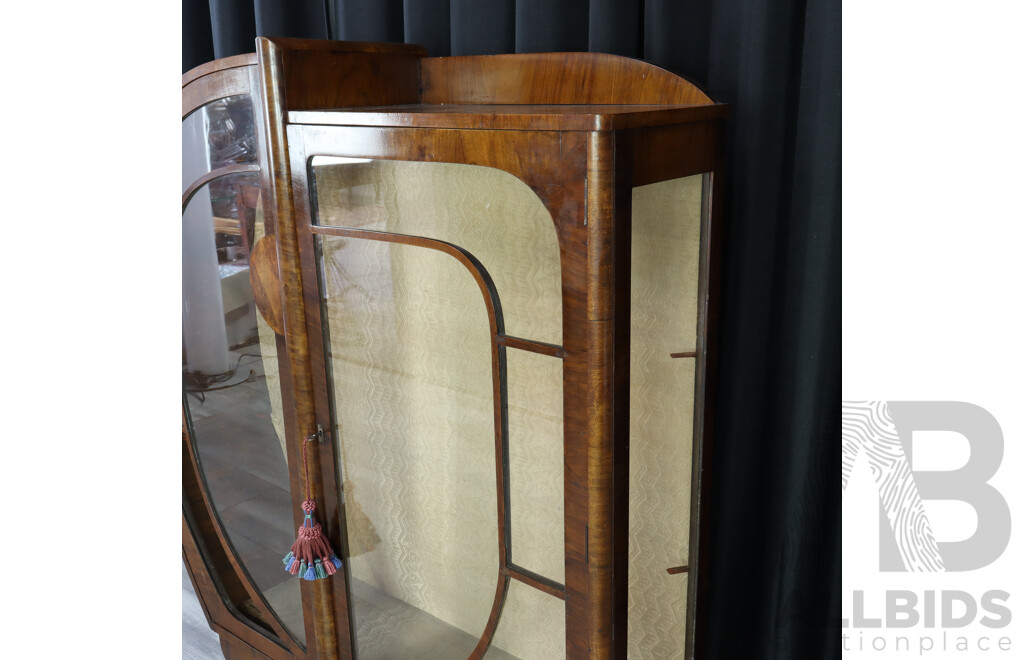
left=284, top=499, right=343, bottom=581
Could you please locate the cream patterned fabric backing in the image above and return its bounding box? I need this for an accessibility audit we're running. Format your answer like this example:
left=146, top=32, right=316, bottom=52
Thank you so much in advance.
left=316, top=161, right=566, bottom=659
left=313, top=161, right=702, bottom=658
left=628, top=175, right=703, bottom=658
left=315, top=160, right=563, bottom=345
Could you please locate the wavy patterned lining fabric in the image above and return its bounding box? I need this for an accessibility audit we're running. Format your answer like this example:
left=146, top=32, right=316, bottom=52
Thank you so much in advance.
left=314, top=160, right=563, bottom=345
left=316, top=161, right=565, bottom=659
left=628, top=175, right=702, bottom=658
left=314, top=163, right=703, bottom=658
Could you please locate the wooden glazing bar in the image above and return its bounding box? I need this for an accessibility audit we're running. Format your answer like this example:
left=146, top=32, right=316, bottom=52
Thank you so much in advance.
left=181, top=164, right=261, bottom=210
left=505, top=564, right=567, bottom=601
left=496, top=334, right=566, bottom=358
left=304, top=221, right=514, bottom=660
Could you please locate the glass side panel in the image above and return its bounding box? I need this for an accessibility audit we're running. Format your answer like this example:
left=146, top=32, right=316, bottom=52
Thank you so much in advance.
left=627, top=174, right=704, bottom=658
left=182, top=172, right=304, bottom=645
left=312, top=158, right=563, bottom=345
left=319, top=234, right=500, bottom=658
left=507, top=348, right=564, bottom=583
left=182, top=94, right=257, bottom=194
left=486, top=581, right=566, bottom=659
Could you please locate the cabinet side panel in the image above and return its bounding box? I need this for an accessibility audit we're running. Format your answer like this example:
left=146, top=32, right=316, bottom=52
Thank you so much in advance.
left=627, top=175, right=703, bottom=658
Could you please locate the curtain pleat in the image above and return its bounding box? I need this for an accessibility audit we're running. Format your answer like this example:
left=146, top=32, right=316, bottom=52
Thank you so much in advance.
left=182, top=0, right=214, bottom=72
left=404, top=0, right=451, bottom=56
left=208, top=0, right=257, bottom=60
left=334, top=0, right=403, bottom=43
left=587, top=0, right=641, bottom=58
left=642, top=0, right=710, bottom=83
left=253, top=0, right=327, bottom=41
left=514, top=0, right=589, bottom=53
left=181, top=2, right=841, bottom=658
left=451, top=0, right=514, bottom=55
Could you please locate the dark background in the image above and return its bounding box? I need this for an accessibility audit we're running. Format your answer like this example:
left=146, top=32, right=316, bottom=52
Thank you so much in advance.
left=183, top=1, right=840, bottom=658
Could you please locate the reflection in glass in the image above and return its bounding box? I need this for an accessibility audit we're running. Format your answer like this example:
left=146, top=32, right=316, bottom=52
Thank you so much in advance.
left=312, top=158, right=562, bottom=345
left=182, top=94, right=258, bottom=194
left=507, top=348, right=564, bottom=583
left=319, top=235, right=499, bottom=658
left=627, top=175, right=704, bottom=657
left=182, top=172, right=302, bottom=644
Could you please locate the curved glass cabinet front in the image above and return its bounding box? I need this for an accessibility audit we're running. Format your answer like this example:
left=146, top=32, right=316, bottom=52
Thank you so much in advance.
left=182, top=93, right=305, bottom=646
left=183, top=97, right=710, bottom=660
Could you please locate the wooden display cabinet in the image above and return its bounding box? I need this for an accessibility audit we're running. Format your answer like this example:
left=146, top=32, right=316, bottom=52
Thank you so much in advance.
left=183, top=37, right=727, bottom=660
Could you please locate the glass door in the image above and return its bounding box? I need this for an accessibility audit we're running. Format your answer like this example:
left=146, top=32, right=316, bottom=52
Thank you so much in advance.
left=305, top=156, right=568, bottom=659
left=182, top=90, right=306, bottom=649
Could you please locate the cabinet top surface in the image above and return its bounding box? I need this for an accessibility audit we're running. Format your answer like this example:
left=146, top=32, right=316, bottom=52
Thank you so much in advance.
left=288, top=103, right=728, bottom=132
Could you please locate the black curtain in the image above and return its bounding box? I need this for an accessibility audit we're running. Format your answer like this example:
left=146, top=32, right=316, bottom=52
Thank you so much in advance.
left=182, top=1, right=840, bottom=658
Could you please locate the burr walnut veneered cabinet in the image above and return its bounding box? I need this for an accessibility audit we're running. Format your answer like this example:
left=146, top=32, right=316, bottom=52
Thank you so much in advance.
left=182, top=37, right=727, bottom=660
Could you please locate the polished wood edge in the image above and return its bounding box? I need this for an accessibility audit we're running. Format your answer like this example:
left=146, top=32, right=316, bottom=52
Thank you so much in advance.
left=496, top=334, right=565, bottom=358
left=684, top=166, right=725, bottom=660
left=183, top=66, right=254, bottom=119
left=183, top=417, right=302, bottom=657
left=288, top=104, right=728, bottom=132
left=582, top=130, right=619, bottom=659
left=215, top=623, right=277, bottom=659
left=623, top=120, right=727, bottom=188
left=258, top=40, right=341, bottom=658
left=183, top=519, right=216, bottom=626
left=182, top=164, right=261, bottom=210
left=183, top=53, right=258, bottom=87
left=422, top=52, right=714, bottom=106
left=249, top=235, right=286, bottom=336
left=259, top=37, right=423, bottom=113
left=259, top=36, right=427, bottom=56
left=504, top=565, right=567, bottom=601
left=185, top=514, right=290, bottom=660
left=607, top=130, right=636, bottom=660
left=470, top=576, right=511, bottom=659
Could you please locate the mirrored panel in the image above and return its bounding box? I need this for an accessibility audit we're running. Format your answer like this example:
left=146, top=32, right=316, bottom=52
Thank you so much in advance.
left=318, top=234, right=500, bottom=658
left=507, top=348, right=564, bottom=583
left=182, top=94, right=258, bottom=194
left=627, top=174, right=704, bottom=657
left=312, top=158, right=563, bottom=345
left=182, top=172, right=303, bottom=644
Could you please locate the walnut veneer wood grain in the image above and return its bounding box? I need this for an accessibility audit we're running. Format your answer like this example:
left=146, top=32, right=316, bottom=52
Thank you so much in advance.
left=185, top=37, right=728, bottom=660
left=421, top=52, right=713, bottom=106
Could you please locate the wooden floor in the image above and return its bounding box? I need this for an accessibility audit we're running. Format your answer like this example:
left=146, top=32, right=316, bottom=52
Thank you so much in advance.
left=183, top=342, right=523, bottom=658
left=186, top=342, right=306, bottom=646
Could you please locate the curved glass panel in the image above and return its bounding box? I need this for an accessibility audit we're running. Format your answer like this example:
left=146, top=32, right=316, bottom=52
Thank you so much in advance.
left=182, top=172, right=303, bottom=644
left=627, top=174, right=704, bottom=657
left=319, top=234, right=499, bottom=658
left=312, top=158, right=563, bottom=345
left=182, top=94, right=258, bottom=194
